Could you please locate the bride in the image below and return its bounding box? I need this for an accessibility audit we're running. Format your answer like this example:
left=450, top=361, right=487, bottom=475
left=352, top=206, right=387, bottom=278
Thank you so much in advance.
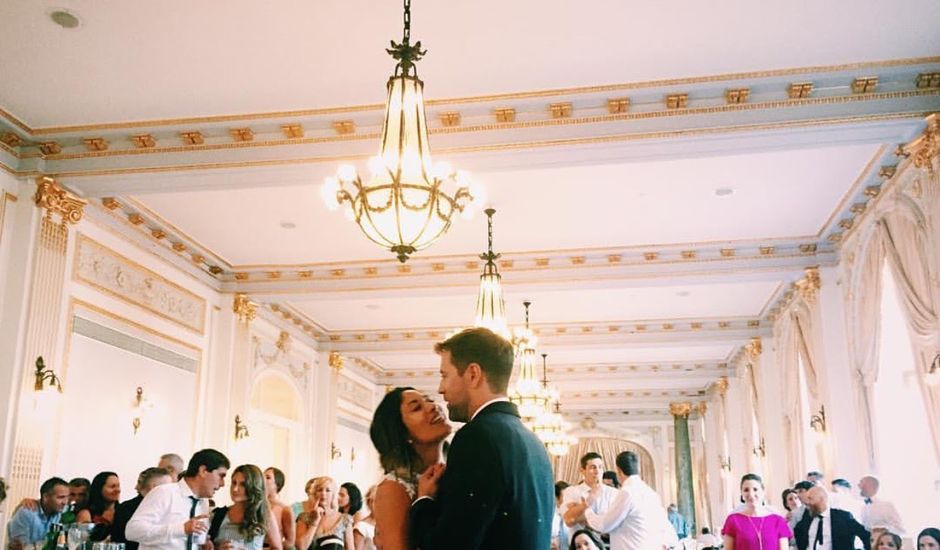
left=368, top=387, right=451, bottom=550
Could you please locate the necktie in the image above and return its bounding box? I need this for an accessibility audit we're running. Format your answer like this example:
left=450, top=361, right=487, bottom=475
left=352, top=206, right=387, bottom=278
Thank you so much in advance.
left=186, top=496, right=199, bottom=550
left=864, top=498, right=872, bottom=504
left=812, top=515, right=824, bottom=550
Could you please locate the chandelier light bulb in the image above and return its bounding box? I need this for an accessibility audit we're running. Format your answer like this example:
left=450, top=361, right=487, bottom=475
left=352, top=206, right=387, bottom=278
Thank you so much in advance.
left=321, top=177, right=341, bottom=210
left=432, top=161, right=453, bottom=180
left=367, top=155, right=386, bottom=175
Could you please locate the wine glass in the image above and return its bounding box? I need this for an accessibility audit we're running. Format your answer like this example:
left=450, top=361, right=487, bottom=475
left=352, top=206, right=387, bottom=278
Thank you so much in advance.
left=68, top=523, right=92, bottom=550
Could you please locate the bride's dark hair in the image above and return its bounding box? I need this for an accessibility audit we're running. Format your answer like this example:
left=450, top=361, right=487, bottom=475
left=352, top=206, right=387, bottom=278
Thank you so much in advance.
left=370, top=386, right=422, bottom=475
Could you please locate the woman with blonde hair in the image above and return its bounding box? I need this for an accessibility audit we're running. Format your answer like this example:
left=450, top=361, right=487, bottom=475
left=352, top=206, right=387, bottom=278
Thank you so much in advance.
left=209, top=464, right=282, bottom=550
left=295, top=476, right=353, bottom=550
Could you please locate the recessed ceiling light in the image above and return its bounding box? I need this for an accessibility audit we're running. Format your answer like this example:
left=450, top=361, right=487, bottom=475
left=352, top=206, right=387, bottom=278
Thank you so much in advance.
left=49, top=9, right=80, bottom=29
left=676, top=290, right=691, bottom=297
left=365, top=304, right=380, bottom=310
left=279, top=221, right=296, bottom=229
left=714, top=187, right=734, bottom=197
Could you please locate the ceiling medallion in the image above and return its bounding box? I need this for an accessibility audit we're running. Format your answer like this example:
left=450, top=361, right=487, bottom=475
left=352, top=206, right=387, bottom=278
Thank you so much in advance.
left=321, top=0, right=483, bottom=262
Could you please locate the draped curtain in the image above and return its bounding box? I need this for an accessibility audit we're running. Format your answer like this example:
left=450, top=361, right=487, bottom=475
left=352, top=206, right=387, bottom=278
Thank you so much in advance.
left=555, top=437, right=656, bottom=488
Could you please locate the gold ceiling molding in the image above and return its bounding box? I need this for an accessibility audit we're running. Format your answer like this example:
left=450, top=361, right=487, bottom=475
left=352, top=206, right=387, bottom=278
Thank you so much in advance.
left=4, top=55, right=935, bottom=136
left=268, top=303, right=327, bottom=339
left=851, top=76, right=879, bottom=94
left=15, top=83, right=940, bottom=162
left=36, top=112, right=928, bottom=180
left=916, top=72, right=940, bottom=88
left=815, top=145, right=887, bottom=238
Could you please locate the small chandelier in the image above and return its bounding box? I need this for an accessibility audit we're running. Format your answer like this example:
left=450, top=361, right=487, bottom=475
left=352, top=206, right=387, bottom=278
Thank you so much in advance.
left=530, top=354, right=576, bottom=456
left=321, top=0, right=482, bottom=262
left=473, top=209, right=509, bottom=339
left=509, top=302, right=550, bottom=423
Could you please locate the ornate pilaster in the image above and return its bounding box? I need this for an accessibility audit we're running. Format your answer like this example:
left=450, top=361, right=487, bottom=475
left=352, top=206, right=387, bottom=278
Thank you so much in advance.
left=8, top=177, right=86, bottom=509
left=794, top=266, right=822, bottom=304
left=233, top=293, right=257, bottom=323
left=745, top=337, right=763, bottom=362
left=903, top=112, right=939, bottom=175
left=670, top=402, right=696, bottom=533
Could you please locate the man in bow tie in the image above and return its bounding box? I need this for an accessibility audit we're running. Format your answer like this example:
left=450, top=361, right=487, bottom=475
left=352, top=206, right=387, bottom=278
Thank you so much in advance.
left=857, top=476, right=906, bottom=540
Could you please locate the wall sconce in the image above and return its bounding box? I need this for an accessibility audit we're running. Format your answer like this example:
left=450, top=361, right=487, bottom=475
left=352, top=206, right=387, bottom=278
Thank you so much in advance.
left=752, top=437, right=766, bottom=458
left=33, top=356, right=63, bottom=393
left=132, top=387, right=144, bottom=435
left=330, top=442, right=342, bottom=460
left=809, top=404, right=827, bottom=433
left=350, top=447, right=356, bottom=465
left=719, top=454, right=732, bottom=471
left=234, top=415, right=250, bottom=441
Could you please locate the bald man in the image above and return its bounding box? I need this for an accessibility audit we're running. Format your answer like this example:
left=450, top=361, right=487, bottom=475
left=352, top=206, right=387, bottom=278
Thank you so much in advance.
left=858, top=476, right=905, bottom=537
left=157, top=453, right=185, bottom=482
left=795, top=487, right=870, bottom=550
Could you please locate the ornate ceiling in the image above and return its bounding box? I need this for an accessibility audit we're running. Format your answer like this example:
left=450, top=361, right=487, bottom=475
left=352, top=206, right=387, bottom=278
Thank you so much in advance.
left=1, top=0, right=938, bottom=438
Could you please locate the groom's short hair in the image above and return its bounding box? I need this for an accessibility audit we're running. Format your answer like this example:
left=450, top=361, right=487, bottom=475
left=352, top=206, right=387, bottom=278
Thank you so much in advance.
left=434, top=327, right=514, bottom=392
left=616, top=451, right=640, bottom=476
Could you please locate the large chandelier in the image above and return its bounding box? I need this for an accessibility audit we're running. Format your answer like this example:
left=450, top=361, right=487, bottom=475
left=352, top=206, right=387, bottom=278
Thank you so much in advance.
left=530, top=354, right=576, bottom=456
left=509, top=302, right=551, bottom=423
left=320, top=0, right=482, bottom=262
left=473, top=209, right=509, bottom=339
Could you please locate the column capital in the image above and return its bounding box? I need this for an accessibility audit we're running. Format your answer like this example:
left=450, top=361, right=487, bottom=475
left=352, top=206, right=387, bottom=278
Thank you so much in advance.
left=669, top=402, right=693, bottom=417
left=795, top=266, right=821, bottom=304
left=34, top=176, right=86, bottom=226
left=712, top=377, right=729, bottom=398
left=233, top=293, right=257, bottom=323
left=901, top=112, right=939, bottom=172
left=328, top=351, right=345, bottom=372
left=696, top=402, right=707, bottom=416
left=744, top=336, right=763, bottom=361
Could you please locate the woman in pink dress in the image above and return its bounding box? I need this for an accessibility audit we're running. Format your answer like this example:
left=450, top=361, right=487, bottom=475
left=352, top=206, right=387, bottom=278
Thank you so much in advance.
left=722, top=474, right=792, bottom=550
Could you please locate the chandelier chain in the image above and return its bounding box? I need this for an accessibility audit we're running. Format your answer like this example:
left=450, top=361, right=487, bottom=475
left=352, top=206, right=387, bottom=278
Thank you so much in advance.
left=480, top=208, right=500, bottom=267
left=403, top=0, right=411, bottom=43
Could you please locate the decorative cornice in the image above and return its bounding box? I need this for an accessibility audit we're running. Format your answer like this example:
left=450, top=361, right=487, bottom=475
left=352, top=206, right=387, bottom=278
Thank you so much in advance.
left=669, top=402, right=693, bottom=417
left=907, top=112, right=939, bottom=173
left=713, top=377, right=729, bottom=397
left=233, top=293, right=257, bottom=323
left=744, top=336, right=763, bottom=361
left=328, top=351, right=345, bottom=372
left=34, top=176, right=86, bottom=225
left=794, top=266, right=822, bottom=304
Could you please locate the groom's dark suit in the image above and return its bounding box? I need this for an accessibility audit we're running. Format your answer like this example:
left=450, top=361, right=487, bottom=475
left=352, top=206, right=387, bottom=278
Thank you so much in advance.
left=410, top=400, right=554, bottom=550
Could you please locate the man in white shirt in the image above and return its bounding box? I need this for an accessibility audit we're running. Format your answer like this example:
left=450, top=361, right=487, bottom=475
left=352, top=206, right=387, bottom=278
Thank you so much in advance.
left=857, top=476, right=906, bottom=537
left=566, top=451, right=677, bottom=550
left=562, top=452, right=619, bottom=543
left=829, top=479, right=863, bottom=520
left=126, top=448, right=230, bottom=550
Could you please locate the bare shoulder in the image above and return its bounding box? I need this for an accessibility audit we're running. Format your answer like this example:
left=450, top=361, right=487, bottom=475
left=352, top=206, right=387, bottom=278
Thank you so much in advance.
left=374, top=478, right=411, bottom=506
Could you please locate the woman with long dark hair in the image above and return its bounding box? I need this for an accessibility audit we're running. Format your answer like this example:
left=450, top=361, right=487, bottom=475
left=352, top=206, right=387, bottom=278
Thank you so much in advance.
left=368, top=387, right=451, bottom=550
left=211, top=464, right=282, bottom=550
left=76, top=471, right=121, bottom=541
left=918, top=528, right=940, bottom=550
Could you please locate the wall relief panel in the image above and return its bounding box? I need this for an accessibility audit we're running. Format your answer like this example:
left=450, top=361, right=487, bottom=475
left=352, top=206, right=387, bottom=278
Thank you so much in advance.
left=73, top=234, right=207, bottom=333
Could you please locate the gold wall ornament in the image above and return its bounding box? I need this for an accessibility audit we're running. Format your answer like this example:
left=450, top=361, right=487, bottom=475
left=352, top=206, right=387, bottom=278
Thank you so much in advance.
left=439, top=111, right=461, bottom=127
left=916, top=72, right=940, bottom=88
left=800, top=243, right=818, bottom=253
left=494, top=108, right=516, bottom=123
left=38, top=141, right=61, bottom=155
left=275, top=331, right=292, bottom=353
left=229, top=128, right=255, bottom=142
left=669, top=402, right=692, bottom=417
left=714, top=377, right=729, bottom=397
left=328, top=351, right=345, bottom=372
left=665, top=93, right=688, bottom=109
left=0, top=132, right=22, bottom=147
left=179, top=131, right=204, bottom=145
left=607, top=98, right=630, bottom=114
left=851, top=76, right=879, bottom=94
left=82, top=138, right=108, bottom=151
left=745, top=337, right=763, bottom=360
left=909, top=113, right=939, bottom=173
left=795, top=266, right=822, bottom=303
left=719, top=454, right=732, bottom=471
left=725, top=88, right=750, bottom=104
left=331, top=120, right=355, bottom=135
left=788, top=82, right=813, bottom=99
left=33, top=356, right=63, bottom=393
left=234, top=415, right=250, bottom=440
left=101, top=197, right=121, bottom=210
left=34, top=176, right=86, bottom=226
left=752, top=437, right=766, bottom=457
left=809, top=404, right=827, bottom=432
left=233, top=293, right=257, bottom=323
left=281, top=124, right=304, bottom=138
left=131, top=134, right=156, bottom=148
left=549, top=102, right=573, bottom=119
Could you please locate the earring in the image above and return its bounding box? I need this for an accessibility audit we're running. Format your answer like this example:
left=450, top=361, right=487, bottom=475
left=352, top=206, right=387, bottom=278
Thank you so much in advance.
left=407, top=439, right=413, bottom=444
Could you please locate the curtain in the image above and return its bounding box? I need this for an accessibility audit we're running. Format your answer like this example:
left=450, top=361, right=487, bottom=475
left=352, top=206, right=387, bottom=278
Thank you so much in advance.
left=555, top=437, right=656, bottom=488
left=779, top=319, right=805, bottom=483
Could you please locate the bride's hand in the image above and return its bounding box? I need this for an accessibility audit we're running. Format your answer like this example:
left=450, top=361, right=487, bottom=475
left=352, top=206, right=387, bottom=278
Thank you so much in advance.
left=417, top=463, right=446, bottom=499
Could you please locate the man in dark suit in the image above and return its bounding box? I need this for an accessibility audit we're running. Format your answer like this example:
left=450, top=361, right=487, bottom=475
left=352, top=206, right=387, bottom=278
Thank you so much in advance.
left=410, top=327, right=554, bottom=550
left=795, top=487, right=870, bottom=550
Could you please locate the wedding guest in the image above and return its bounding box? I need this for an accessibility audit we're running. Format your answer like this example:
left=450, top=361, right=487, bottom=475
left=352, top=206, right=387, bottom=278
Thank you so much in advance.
left=917, top=528, right=940, bottom=550
left=295, top=476, right=353, bottom=550
left=668, top=504, right=690, bottom=540
left=552, top=481, right=570, bottom=550
left=830, top=479, right=863, bottom=519
left=352, top=485, right=376, bottom=550
left=6, top=477, right=69, bottom=550
left=722, top=473, right=791, bottom=550
left=126, top=448, right=231, bottom=550
left=875, top=531, right=902, bottom=550
left=602, top=471, right=620, bottom=489
left=562, top=452, right=618, bottom=543
left=806, top=472, right=825, bottom=484
left=264, top=467, right=296, bottom=550
left=293, top=479, right=318, bottom=521
left=209, top=464, right=282, bottom=550
left=77, top=471, right=122, bottom=541
left=112, top=467, right=172, bottom=550
left=782, top=488, right=803, bottom=547
left=338, top=483, right=362, bottom=518
left=158, top=454, right=186, bottom=482
left=568, top=529, right=605, bottom=550
left=69, top=478, right=91, bottom=510
left=858, top=476, right=906, bottom=537
left=794, top=486, right=869, bottom=550
left=698, top=527, right=721, bottom=550
left=368, top=387, right=450, bottom=550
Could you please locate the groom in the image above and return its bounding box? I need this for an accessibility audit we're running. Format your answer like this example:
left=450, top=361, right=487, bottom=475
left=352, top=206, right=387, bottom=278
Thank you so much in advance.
left=410, top=327, right=554, bottom=550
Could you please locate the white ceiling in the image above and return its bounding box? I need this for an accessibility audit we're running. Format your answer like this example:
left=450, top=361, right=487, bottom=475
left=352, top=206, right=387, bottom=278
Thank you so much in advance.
left=0, top=0, right=937, bottom=126
left=135, top=143, right=879, bottom=265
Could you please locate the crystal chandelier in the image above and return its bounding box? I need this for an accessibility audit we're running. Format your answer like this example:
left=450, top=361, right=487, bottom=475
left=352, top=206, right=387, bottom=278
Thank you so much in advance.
left=321, top=0, right=482, bottom=262
left=530, top=354, right=576, bottom=456
left=473, top=209, right=509, bottom=339
left=509, top=302, right=551, bottom=423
